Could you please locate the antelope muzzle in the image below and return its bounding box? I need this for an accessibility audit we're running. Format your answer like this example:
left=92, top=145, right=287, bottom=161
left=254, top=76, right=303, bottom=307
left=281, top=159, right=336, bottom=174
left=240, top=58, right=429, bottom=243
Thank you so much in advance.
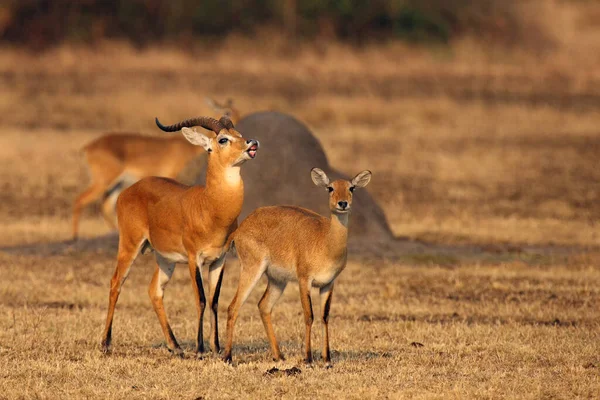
left=246, top=140, right=259, bottom=159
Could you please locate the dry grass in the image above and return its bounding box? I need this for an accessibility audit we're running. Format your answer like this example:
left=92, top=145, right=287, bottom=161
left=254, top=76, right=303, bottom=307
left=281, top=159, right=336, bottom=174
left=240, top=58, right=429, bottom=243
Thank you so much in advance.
left=1, top=251, right=599, bottom=399
left=0, top=1, right=599, bottom=398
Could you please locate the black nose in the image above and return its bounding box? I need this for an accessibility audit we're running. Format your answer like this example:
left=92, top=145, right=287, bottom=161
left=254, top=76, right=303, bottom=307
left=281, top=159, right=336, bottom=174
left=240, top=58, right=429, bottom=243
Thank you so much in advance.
left=338, top=201, right=348, bottom=209
left=246, top=139, right=252, bottom=144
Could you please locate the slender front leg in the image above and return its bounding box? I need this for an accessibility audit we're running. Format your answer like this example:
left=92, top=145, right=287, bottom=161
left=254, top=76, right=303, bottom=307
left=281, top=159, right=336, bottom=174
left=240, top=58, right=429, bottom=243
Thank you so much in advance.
left=207, top=256, right=226, bottom=353
left=319, top=282, right=334, bottom=364
left=298, top=277, right=314, bottom=363
left=148, top=254, right=180, bottom=355
left=188, top=255, right=206, bottom=355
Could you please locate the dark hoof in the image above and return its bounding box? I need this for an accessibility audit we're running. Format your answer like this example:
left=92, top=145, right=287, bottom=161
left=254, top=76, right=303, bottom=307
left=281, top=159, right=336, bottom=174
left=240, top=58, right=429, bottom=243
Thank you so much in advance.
left=169, top=348, right=185, bottom=358
left=222, top=354, right=233, bottom=364
left=100, top=340, right=111, bottom=354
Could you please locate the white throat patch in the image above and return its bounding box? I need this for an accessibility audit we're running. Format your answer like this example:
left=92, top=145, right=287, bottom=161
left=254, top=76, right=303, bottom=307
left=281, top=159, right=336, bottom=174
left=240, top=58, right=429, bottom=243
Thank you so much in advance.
left=224, top=166, right=241, bottom=186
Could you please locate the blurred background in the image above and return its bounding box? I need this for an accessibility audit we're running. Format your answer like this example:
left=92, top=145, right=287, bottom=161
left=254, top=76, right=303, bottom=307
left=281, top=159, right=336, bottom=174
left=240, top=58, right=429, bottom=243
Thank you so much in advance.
left=0, top=0, right=598, bottom=247
left=0, top=0, right=555, bottom=47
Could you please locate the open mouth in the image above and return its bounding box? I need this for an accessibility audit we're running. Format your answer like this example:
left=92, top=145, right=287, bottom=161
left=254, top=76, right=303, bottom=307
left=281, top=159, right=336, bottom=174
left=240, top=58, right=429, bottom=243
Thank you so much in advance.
left=247, top=144, right=258, bottom=159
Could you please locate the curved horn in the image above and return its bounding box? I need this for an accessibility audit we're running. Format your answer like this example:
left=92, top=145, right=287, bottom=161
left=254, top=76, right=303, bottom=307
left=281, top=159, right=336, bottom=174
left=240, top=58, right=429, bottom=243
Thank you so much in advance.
left=219, top=115, right=234, bottom=130
left=155, top=116, right=225, bottom=134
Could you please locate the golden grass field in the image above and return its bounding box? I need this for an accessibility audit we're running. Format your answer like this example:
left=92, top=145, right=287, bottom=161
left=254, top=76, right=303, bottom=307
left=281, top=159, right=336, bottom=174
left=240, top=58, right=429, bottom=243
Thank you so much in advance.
left=1, top=2, right=599, bottom=398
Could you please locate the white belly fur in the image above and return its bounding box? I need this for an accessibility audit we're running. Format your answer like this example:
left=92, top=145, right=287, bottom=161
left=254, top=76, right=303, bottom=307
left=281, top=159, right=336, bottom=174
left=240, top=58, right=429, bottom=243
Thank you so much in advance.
left=266, top=264, right=297, bottom=283
left=157, top=251, right=188, bottom=264
left=265, top=263, right=344, bottom=287
left=312, top=268, right=340, bottom=287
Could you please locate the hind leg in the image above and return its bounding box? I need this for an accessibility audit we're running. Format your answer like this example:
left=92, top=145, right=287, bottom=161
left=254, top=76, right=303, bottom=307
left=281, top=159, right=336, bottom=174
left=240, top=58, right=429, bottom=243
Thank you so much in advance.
left=258, top=278, right=287, bottom=361
left=101, top=173, right=139, bottom=231
left=149, top=254, right=180, bottom=355
left=101, top=235, right=145, bottom=352
left=74, top=150, right=123, bottom=240
left=223, top=257, right=267, bottom=363
left=72, top=183, right=107, bottom=241
left=101, top=190, right=121, bottom=231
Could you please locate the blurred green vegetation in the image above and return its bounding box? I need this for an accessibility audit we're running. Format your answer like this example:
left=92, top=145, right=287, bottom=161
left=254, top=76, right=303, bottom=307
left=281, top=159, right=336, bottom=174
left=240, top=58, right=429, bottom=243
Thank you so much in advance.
left=0, top=0, right=525, bottom=48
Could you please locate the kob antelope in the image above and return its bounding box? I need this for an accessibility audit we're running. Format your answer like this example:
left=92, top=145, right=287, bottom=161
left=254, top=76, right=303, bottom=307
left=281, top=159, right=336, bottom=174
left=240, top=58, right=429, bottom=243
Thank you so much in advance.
left=223, top=168, right=372, bottom=364
left=205, top=97, right=241, bottom=124
left=73, top=97, right=239, bottom=242
left=101, top=115, right=259, bottom=357
left=72, top=132, right=207, bottom=241
left=225, top=111, right=393, bottom=240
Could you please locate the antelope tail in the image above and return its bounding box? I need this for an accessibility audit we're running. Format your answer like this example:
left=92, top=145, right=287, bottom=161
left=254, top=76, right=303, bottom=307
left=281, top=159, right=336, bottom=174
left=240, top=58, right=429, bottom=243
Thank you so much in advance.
left=225, top=230, right=237, bottom=255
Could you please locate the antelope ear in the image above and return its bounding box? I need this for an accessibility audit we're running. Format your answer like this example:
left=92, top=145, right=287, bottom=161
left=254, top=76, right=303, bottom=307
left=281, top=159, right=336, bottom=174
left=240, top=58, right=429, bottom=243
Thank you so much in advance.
left=181, top=127, right=212, bottom=152
left=351, top=170, right=372, bottom=188
left=311, top=168, right=330, bottom=187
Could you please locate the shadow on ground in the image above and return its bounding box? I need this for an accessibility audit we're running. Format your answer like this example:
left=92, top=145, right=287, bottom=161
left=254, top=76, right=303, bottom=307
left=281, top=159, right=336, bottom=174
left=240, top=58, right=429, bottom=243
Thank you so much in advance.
left=0, top=229, right=589, bottom=268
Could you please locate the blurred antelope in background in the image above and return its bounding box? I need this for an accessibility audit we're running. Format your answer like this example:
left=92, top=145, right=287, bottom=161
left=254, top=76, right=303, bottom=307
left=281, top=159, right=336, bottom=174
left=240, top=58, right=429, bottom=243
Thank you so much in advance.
left=101, top=115, right=259, bottom=357
left=223, top=168, right=372, bottom=364
left=72, top=132, right=207, bottom=241
left=72, top=97, right=241, bottom=242
left=205, top=97, right=241, bottom=124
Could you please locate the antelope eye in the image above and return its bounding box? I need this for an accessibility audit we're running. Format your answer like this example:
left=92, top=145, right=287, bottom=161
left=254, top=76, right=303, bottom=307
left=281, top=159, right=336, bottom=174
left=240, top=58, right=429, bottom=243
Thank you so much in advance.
left=349, top=186, right=355, bottom=192
left=218, top=137, right=229, bottom=144
left=327, top=187, right=334, bottom=193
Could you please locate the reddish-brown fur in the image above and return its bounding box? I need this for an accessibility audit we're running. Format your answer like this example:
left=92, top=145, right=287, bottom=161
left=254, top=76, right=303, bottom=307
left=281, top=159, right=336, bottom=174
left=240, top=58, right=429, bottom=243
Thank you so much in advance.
left=100, top=116, right=259, bottom=356
left=223, top=168, right=372, bottom=364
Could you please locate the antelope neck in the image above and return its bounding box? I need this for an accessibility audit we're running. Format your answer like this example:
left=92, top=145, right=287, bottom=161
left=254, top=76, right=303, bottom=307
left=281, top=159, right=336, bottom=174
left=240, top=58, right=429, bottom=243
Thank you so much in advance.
left=326, top=212, right=349, bottom=254
left=205, top=160, right=242, bottom=187
left=203, top=161, right=244, bottom=221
